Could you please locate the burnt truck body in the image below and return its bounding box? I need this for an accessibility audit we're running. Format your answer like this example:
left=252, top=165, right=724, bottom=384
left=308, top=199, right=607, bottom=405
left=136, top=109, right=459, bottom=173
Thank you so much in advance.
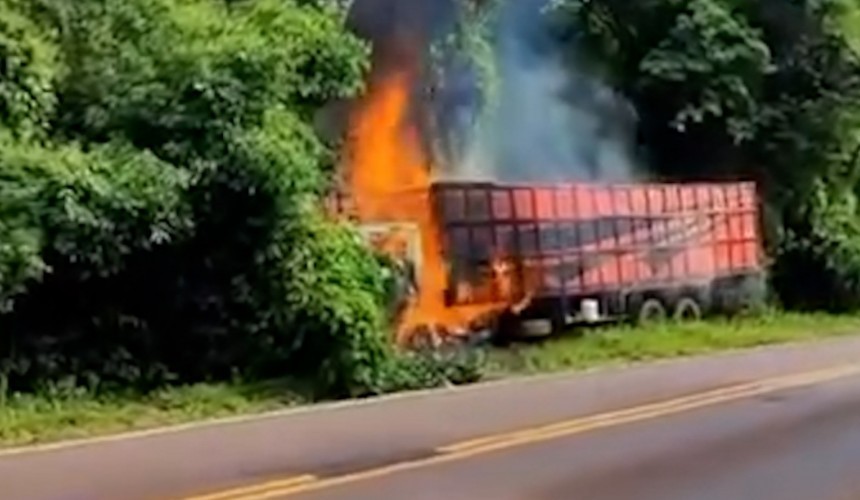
left=434, top=180, right=765, bottom=336
left=330, top=179, right=766, bottom=338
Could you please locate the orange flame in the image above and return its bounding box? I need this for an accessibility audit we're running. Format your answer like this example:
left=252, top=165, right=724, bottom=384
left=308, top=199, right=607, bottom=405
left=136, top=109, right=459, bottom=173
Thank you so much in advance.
left=342, top=54, right=517, bottom=344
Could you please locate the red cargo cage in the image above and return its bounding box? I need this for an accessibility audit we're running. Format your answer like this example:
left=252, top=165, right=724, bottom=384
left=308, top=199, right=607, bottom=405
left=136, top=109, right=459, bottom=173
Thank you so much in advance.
left=328, top=179, right=766, bottom=336
left=433, top=180, right=765, bottom=329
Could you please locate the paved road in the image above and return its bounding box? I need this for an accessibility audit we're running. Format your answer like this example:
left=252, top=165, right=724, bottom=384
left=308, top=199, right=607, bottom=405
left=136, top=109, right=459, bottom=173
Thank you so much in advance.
left=4, top=337, right=860, bottom=500
left=291, top=367, right=860, bottom=500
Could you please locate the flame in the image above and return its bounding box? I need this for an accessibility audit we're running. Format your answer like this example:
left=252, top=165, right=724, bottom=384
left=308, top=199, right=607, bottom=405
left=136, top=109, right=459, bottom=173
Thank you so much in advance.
left=342, top=54, right=515, bottom=344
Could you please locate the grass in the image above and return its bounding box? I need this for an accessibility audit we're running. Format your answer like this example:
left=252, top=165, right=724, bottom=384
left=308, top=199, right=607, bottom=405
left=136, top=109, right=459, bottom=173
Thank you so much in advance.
left=486, top=311, right=860, bottom=376
left=0, top=379, right=308, bottom=448
left=2, top=311, right=860, bottom=449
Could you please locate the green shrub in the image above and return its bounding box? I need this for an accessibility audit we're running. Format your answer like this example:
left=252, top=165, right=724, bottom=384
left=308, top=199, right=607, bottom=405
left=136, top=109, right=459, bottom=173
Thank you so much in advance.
left=0, top=136, right=190, bottom=303
left=774, top=180, right=860, bottom=311
left=365, top=347, right=487, bottom=396
left=0, top=136, right=191, bottom=389
left=0, top=0, right=424, bottom=399
left=0, top=0, right=57, bottom=138
left=272, top=217, right=393, bottom=397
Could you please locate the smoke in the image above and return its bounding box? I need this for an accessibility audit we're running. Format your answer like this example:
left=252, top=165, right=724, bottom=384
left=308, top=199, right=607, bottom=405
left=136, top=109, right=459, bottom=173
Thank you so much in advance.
left=341, top=0, right=642, bottom=183
left=454, top=0, right=640, bottom=182
left=327, top=0, right=461, bottom=157
left=346, top=0, right=458, bottom=45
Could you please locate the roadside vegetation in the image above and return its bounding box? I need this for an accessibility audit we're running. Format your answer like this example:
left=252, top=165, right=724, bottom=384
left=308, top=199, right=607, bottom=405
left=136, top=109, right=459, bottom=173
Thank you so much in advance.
left=486, top=312, right=860, bottom=376
left=5, top=0, right=860, bottom=448
left=5, top=311, right=860, bottom=448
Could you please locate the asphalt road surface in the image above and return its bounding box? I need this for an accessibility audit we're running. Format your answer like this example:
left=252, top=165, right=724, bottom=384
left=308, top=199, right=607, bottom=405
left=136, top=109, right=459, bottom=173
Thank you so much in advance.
left=4, top=337, right=860, bottom=500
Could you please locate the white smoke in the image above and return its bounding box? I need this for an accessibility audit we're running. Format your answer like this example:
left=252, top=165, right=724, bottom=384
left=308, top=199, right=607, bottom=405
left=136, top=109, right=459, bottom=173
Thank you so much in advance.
left=449, top=0, right=641, bottom=182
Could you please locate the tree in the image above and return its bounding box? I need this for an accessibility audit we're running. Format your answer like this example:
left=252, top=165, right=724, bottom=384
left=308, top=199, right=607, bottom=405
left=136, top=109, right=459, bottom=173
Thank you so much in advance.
left=0, top=0, right=403, bottom=395
left=551, top=0, right=860, bottom=308
left=0, top=0, right=57, bottom=139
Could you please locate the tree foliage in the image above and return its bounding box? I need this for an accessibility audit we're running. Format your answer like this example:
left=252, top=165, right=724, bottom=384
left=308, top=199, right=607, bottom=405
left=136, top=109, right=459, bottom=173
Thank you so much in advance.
left=551, top=0, right=860, bottom=308
left=0, top=0, right=56, bottom=139
left=0, top=0, right=425, bottom=395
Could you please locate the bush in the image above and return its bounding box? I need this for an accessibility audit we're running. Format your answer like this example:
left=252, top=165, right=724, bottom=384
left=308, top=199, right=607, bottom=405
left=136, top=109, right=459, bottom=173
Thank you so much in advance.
left=0, top=136, right=190, bottom=302
left=377, top=348, right=487, bottom=395
left=773, top=180, right=860, bottom=311
left=0, top=136, right=191, bottom=390
left=0, top=0, right=424, bottom=399
left=252, top=213, right=394, bottom=398
left=0, top=1, right=57, bottom=138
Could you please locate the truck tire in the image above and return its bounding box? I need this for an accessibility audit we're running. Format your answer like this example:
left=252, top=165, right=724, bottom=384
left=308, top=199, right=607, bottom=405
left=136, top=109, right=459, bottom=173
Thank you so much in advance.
left=636, top=298, right=667, bottom=325
left=673, top=297, right=702, bottom=322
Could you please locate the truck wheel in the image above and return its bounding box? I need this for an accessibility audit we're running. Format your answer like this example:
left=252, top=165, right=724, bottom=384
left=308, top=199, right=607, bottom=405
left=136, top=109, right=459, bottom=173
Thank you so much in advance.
left=673, top=297, right=702, bottom=322
left=636, top=298, right=667, bottom=325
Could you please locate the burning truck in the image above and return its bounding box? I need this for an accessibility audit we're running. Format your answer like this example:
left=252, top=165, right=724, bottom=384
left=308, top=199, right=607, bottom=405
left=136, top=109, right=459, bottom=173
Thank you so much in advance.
left=328, top=179, right=766, bottom=345
left=326, top=0, right=767, bottom=346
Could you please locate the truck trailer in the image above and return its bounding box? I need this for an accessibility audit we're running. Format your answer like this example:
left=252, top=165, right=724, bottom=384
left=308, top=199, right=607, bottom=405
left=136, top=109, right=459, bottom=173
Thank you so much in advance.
left=328, top=179, right=766, bottom=341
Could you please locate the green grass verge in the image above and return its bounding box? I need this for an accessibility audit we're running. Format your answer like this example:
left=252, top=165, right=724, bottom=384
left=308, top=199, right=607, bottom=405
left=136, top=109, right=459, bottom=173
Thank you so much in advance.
left=2, top=312, right=860, bottom=449
left=0, top=379, right=307, bottom=448
left=485, top=312, right=860, bottom=376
